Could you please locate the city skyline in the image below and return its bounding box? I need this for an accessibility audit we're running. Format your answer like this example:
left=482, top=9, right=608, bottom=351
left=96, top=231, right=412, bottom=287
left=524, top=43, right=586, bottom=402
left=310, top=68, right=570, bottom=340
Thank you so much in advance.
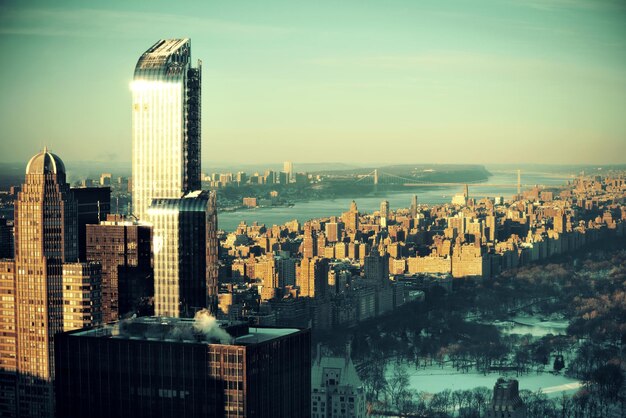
left=1, top=0, right=625, bottom=165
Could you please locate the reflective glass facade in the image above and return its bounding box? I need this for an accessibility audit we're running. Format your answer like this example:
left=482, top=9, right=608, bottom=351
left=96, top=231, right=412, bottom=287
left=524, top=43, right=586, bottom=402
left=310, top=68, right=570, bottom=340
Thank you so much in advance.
left=148, top=191, right=218, bottom=317
left=131, top=39, right=201, bottom=221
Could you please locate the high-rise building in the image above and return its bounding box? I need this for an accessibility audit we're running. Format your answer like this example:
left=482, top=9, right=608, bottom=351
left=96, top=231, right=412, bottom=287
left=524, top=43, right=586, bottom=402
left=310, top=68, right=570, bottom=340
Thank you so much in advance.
left=303, top=223, right=317, bottom=259
left=86, top=216, right=153, bottom=322
left=364, top=246, right=389, bottom=283
left=410, top=194, right=418, bottom=219
left=55, top=317, right=311, bottom=418
left=380, top=200, right=389, bottom=228
left=131, top=39, right=201, bottom=220
left=342, top=201, right=359, bottom=233
left=298, top=257, right=329, bottom=298
left=148, top=190, right=218, bottom=317
left=0, top=150, right=105, bottom=418
left=283, top=161, right=294, bottom=182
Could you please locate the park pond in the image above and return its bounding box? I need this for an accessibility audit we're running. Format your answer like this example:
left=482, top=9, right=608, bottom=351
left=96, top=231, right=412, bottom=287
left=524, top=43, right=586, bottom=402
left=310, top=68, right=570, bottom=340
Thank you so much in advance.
left=389, top=315, right=580, bottom=397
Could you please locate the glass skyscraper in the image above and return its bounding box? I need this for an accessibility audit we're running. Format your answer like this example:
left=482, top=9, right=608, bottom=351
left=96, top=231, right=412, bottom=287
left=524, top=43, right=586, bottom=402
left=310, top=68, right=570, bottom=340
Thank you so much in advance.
left=147, top=190, right=218, bottom=317
left=131, top=39, right=201, bottom=221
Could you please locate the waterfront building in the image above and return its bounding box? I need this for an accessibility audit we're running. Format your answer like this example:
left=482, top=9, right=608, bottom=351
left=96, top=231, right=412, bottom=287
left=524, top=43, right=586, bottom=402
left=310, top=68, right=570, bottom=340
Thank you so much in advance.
left=131, top=39, right=201, bottom=220
left=55, top=317, right=311, bottom=418
left=148, top=190, right=218, bottom=317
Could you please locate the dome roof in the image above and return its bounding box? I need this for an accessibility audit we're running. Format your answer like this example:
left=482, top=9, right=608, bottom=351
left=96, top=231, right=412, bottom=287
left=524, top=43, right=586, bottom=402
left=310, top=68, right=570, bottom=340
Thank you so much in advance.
left=26, top=147, right=66, bottom=175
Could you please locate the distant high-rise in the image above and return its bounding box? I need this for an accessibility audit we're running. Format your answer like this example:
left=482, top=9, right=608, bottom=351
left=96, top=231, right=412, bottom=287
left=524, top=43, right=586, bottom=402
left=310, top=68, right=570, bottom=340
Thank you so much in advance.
left=148, top=191, right=218, bottom=317
left=131, top=39, right=201, bottom=220
left=283, top=161, right=294, bottom=182
left=410, top=194, right=418, bottom=219
left=380, top=200, right=390, bottom=228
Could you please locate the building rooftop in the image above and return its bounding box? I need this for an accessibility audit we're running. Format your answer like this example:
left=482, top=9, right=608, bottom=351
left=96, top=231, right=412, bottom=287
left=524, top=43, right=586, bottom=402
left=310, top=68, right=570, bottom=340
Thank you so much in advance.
left=69, top=316, right=301, bottom=347
left=26, top=146, right=66, bottom=176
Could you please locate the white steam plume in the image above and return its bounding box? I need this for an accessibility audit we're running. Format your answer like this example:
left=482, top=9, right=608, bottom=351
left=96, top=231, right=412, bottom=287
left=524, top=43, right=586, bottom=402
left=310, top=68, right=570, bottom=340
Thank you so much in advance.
left=193, top=309, right=232, bottom=344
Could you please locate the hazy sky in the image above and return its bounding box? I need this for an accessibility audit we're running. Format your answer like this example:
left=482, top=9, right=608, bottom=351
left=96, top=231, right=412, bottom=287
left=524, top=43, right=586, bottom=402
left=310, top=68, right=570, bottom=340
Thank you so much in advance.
left=0, top=0, right=625, bottom=166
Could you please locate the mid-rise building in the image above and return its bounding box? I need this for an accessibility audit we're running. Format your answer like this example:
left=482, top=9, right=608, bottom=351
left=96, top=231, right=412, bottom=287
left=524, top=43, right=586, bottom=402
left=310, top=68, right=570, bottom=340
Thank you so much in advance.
left=298, top=257, right=329, bottom=298
left=55, top=316, right=311, bottom=418
left=131, top=39, right=201, bottom=220
left=86, top=216, right=153, bottom=322
left=61, top=262, right=102, bottom=330
left=148, top=190, right=218, bottom=317
left=311, top=345, right=366, bottom=418
left=71, top=186, right=111, bottom=261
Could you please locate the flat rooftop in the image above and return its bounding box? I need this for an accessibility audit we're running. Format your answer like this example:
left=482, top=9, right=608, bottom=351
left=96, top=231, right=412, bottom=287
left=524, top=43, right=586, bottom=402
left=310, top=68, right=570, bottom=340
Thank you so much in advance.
left=70, top=316, right=301, bottom=346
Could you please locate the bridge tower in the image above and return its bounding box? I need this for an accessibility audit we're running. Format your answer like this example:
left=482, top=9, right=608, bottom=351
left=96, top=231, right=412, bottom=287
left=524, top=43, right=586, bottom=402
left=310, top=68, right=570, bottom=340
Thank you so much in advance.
left=374, top=169, right=378, bottom=185
left=517, top=169, right=521, bottom=195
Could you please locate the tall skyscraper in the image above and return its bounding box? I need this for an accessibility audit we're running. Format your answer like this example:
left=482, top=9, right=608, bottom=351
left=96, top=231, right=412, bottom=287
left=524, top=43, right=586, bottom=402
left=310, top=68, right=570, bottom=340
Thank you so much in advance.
left=55, top=317, right=311, bottom=418
left=13, top=148, right=77, bottom=417
left=148, top=190, right=218, bottom=317
left=131, top=39, right=201, bottom=220
left=410, top=194, right=418, bottom=219
left=380, top=200, right=390, bottom=228
left=0, top=149, right=103, bottom=418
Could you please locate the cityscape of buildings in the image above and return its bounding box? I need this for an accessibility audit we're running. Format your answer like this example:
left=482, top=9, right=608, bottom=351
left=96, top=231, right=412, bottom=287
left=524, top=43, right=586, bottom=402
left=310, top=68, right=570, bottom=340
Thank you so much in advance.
left=0, top=36, right=625, bottom=418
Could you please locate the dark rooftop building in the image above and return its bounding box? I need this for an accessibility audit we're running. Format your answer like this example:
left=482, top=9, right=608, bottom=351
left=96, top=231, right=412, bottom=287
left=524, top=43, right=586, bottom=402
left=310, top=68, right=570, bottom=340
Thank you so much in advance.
left=55, top=316, right=311, bottom=418
left=486, top=378, right=526, bottom=418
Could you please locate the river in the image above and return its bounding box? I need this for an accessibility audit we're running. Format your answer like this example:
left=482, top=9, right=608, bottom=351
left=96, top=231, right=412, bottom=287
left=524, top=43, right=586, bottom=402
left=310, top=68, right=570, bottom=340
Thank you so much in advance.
left=217, top=169, right=573, bottom=232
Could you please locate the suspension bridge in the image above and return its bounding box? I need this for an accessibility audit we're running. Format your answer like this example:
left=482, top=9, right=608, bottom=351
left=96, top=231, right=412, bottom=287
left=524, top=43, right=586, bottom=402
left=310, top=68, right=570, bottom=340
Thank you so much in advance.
left=355, top=169, right=534, bottom=194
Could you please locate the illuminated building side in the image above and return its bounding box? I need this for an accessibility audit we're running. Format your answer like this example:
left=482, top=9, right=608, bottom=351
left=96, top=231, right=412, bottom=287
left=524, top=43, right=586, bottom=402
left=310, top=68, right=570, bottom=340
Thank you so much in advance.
left=131, top=39, right=201, bottom=220
left=13, top=148, right=78, bottom=418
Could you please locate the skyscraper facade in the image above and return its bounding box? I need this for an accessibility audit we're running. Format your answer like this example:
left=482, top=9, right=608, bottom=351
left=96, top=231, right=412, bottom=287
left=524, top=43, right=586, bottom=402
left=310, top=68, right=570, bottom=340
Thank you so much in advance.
left=0, top=149, right=104, bottom=418
left=131, top=38, right=201, bottom=220
left=13, top=149, right=78, bottom=417
left=148, top=190, right=218, bottom=317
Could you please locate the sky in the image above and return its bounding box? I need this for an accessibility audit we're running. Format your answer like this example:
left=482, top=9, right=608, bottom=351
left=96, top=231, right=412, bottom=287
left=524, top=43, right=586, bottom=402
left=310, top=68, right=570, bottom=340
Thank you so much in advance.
left=0, top=0, right=625, bottom=167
